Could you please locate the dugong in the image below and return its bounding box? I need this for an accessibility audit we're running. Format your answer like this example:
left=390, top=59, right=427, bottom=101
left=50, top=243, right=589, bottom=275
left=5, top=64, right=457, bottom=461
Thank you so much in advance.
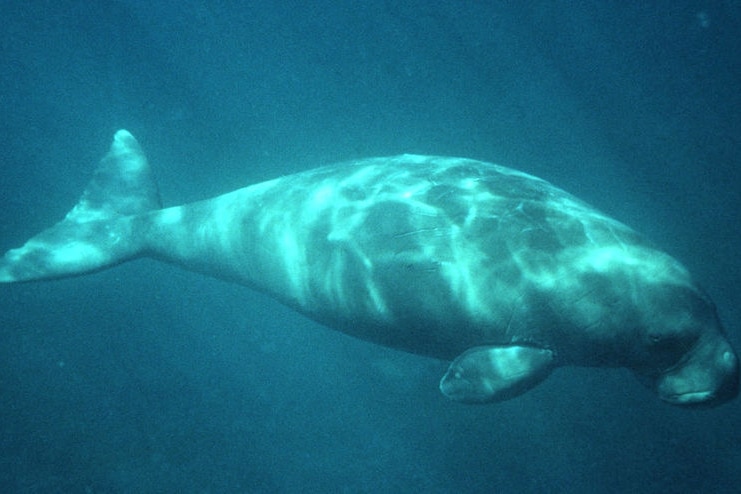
left=1, top=130, right=738, bottom=407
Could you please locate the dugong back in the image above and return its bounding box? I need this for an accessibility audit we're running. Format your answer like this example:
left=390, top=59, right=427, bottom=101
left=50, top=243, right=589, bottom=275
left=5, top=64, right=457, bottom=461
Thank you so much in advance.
left=193, top=155, right=650, bottom=360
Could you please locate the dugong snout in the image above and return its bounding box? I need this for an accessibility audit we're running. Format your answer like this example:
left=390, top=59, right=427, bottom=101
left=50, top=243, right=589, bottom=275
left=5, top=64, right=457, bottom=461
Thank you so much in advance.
left=655, top=336, right=739, bottom=407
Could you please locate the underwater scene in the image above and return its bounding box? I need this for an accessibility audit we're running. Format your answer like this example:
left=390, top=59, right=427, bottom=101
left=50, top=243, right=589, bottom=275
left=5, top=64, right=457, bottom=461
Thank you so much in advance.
left=1, top=1, right=740, bottom=492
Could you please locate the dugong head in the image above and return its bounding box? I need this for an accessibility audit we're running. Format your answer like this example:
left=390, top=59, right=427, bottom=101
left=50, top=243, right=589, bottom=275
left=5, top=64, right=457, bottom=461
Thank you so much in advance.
left=653, top=329, right=738, bottom=407
left=632, top=283, right=738, bottom=407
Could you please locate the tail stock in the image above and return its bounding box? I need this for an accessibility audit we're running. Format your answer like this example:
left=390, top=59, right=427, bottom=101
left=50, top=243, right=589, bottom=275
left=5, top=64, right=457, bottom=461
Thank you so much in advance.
left=0, top=130, right=161, bottom=282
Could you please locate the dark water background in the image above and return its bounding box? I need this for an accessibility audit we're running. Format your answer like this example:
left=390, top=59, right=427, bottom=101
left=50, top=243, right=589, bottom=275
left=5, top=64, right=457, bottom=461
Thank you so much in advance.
left=1, top=1, right=740, bottom=492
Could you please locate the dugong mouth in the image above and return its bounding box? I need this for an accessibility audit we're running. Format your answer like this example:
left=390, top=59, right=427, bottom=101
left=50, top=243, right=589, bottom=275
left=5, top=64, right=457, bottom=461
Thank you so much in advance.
left=658, top=390, right=716, bottom=406
left=656, top=347, right=739, bottom=408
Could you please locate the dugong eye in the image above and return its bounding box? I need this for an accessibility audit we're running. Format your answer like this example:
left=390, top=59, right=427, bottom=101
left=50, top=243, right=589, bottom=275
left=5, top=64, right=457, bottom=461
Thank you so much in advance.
left=648, top=333, right=691, bottom=359
left=649, top=329, right=695, bottom=349
left=649, top=333, right=679, bottom=348
left=646, top=334, right=688, bottom=370
left=647, top=333, right=682, bottom=353
left=649, top=334, right=664, bottom=344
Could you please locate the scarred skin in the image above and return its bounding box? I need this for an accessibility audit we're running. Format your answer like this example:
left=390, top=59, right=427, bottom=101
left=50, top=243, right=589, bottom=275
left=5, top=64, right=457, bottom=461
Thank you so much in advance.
left=1, top=131, right=738, bottom=406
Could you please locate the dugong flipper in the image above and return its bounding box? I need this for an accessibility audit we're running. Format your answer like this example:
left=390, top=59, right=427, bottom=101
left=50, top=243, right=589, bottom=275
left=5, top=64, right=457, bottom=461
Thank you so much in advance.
left=1, top=130, right=738, bottom=408
left=440, top=345, right=555, bottom=403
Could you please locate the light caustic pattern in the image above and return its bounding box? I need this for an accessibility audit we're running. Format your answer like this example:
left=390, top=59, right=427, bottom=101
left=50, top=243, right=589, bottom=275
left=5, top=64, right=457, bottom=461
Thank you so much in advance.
left=230, top=155, right=695, bottom=357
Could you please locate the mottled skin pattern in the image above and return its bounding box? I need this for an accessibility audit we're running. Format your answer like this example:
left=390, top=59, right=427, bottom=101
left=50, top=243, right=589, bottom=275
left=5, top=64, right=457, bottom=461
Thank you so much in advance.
left=1, top=131, right=738, bottom=406
left=146, top=156, right=695, bottom=363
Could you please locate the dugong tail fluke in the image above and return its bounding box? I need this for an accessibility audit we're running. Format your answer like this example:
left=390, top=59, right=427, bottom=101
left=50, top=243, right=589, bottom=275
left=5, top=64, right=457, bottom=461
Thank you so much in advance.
left=0, top=130, right=160, bottom=282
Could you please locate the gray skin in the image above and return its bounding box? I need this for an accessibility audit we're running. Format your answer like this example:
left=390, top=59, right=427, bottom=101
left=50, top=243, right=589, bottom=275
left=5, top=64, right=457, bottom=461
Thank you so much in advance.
left=1, top=130, right=738, bottom=407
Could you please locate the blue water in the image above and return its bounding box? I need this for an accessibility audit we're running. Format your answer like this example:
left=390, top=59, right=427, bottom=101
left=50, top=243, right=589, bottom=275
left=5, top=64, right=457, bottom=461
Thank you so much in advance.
left=1, top=1, right=739, bottom=492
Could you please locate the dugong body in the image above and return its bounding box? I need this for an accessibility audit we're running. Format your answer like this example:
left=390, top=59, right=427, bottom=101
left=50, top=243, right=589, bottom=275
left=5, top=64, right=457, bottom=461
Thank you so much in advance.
left=1, top=130, right=737, bottom=407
